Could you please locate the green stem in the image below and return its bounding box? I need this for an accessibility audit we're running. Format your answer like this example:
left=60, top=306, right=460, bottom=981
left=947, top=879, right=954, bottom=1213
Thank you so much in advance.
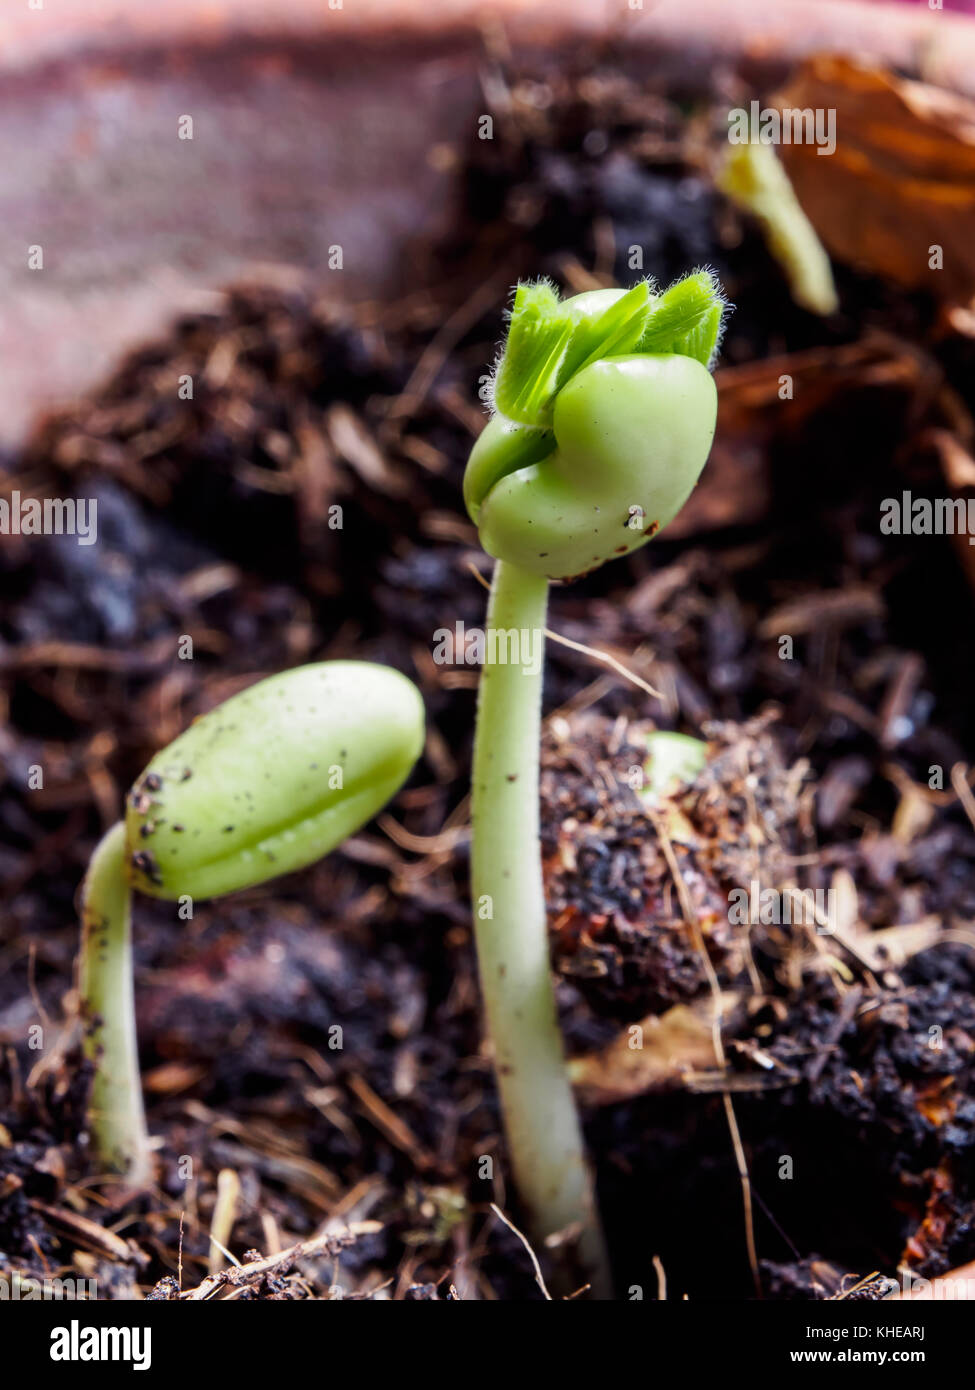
left=79, top=822, right=152, bottom=1188
left=471, top=559, right=611, bottom=1296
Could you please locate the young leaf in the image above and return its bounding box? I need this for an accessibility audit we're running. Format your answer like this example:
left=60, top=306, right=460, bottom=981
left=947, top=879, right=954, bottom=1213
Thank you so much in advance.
left=491, top=281, right=575, bottom=427
left=636, top=270, right=727, bottom=366
left=555, top=280, right=654, bottom=386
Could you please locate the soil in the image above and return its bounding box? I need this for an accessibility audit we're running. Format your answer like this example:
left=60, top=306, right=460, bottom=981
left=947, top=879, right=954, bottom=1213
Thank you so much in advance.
left=1, top=52, right=974, bottom=1300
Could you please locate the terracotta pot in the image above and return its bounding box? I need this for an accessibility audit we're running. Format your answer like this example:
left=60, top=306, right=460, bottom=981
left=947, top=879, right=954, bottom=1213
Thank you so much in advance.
left=2, top=0, right=974, bottom=445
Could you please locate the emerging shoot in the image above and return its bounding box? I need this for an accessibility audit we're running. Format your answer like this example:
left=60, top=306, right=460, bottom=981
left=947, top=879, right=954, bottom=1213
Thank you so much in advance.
left=464, top=273, right=727, bottom=1295
left=79, top=661, right=424, bottom=1187
left=717, top=142, right=838, bottom=317
left=642, top=731, right=709, bottom=802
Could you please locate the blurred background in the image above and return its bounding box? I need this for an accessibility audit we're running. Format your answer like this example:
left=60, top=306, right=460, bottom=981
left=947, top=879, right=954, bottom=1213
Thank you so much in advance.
left=1, top=0, right=974, bottom=446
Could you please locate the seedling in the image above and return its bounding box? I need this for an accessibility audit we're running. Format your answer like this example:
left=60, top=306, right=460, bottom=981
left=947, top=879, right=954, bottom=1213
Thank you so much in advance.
left=79, top=661, right=424, bottom=1187
left=464, top=273, right=727, bottom=1293
left=642, top=731, right=708, bottom=802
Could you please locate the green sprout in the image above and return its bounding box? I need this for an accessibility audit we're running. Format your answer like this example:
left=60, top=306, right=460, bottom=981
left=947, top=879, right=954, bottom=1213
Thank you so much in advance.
left=642, top=731, right=708, bottom=802
left=717, top=142, right=838, bottom=317
left=79, top=661, right=424, bottom=1187
left=464, top=273, right=727, bottom=1295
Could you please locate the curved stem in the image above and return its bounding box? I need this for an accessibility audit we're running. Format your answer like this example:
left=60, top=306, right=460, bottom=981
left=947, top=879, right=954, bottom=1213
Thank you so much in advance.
left=471, top=559, right=610, bottom=1296
left=79, top=821, right=152, bottom=1188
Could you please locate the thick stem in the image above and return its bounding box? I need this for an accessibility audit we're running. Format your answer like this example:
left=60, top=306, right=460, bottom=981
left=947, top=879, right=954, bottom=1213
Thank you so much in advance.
left=471, top=559, right=611, bottom=1296
left=79, top=821, right=152, bottom=1188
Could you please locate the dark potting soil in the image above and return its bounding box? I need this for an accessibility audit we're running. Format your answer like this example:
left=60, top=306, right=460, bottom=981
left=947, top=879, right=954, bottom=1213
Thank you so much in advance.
left=1, top=54, right=974, bottom=1299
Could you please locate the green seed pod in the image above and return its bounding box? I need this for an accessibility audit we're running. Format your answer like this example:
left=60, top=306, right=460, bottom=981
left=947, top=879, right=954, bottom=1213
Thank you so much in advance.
left=470, top=353, right=716, bottom=581
left=464, top=277, right=724, bottom=582
left=125, top=661, right=424, bottom=900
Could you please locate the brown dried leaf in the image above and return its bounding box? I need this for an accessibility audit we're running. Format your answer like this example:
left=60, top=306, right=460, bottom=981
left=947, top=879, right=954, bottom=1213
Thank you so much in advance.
left=569, top=994, right=737, bottom=1105
left=776, top=56, right=975, bottom=301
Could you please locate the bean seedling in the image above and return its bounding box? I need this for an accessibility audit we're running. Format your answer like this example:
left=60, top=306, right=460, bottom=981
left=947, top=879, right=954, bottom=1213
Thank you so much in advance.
left=79, top=660, right=424, bottom=1187
left=464, top=272, right=727, bottom=1294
